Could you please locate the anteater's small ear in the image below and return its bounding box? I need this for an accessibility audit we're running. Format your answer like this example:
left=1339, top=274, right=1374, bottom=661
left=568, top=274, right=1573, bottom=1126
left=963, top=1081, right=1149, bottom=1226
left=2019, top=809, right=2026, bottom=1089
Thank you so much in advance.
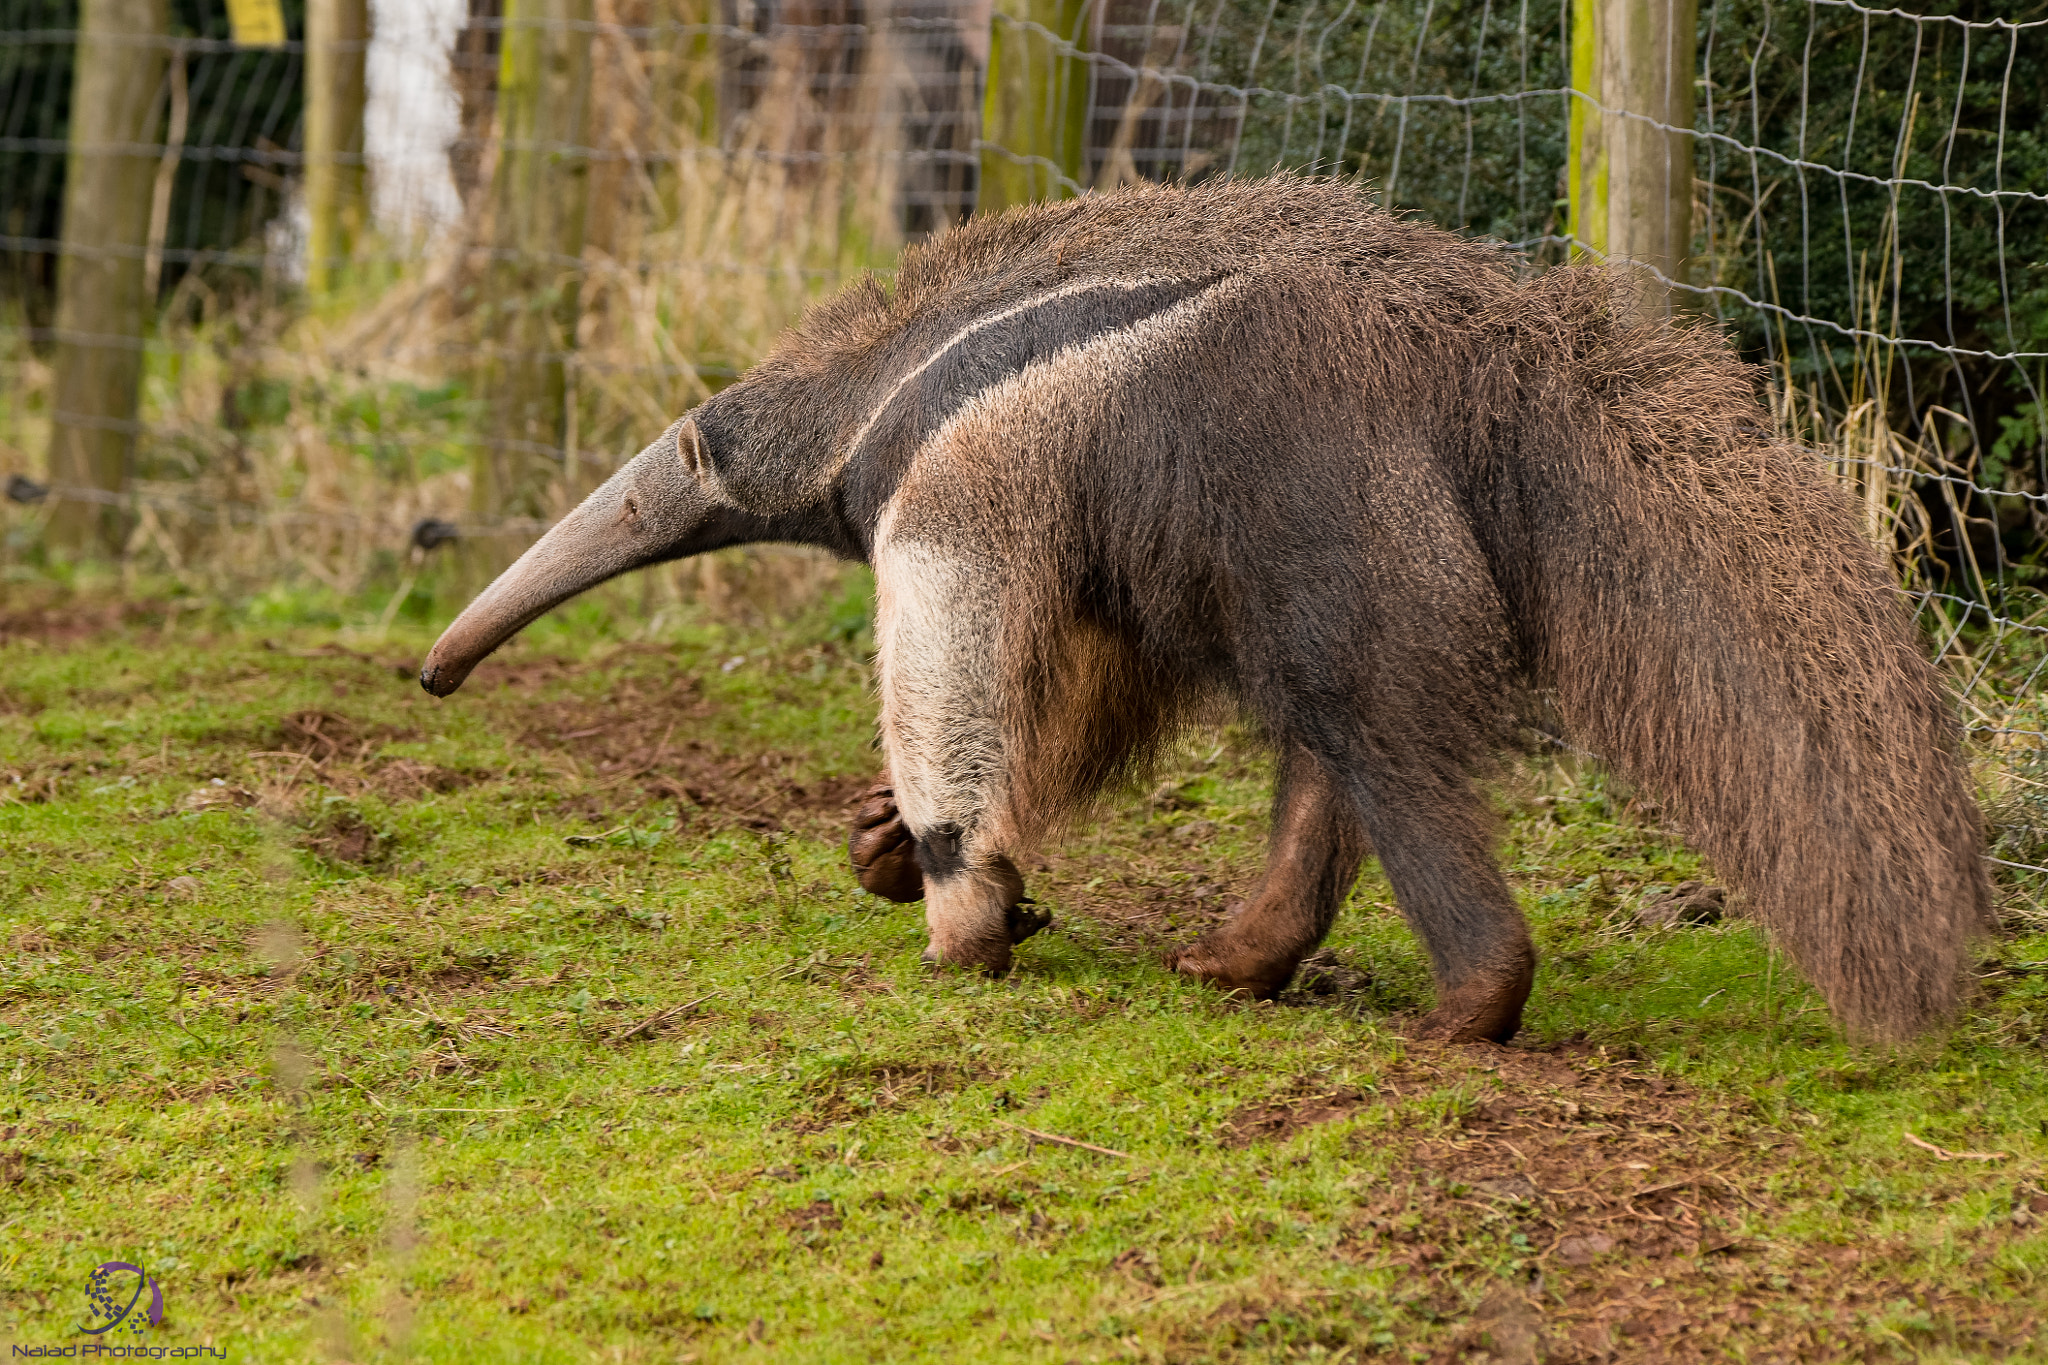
left=675, top=417, right=713, bottom=483
left=671, top=415, right=738, bottom=505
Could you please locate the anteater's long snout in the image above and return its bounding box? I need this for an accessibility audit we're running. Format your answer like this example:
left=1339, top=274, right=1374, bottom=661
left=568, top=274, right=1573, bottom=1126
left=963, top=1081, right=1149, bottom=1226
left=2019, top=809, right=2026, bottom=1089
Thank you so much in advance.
left=420, top=421, right=746, bottom=697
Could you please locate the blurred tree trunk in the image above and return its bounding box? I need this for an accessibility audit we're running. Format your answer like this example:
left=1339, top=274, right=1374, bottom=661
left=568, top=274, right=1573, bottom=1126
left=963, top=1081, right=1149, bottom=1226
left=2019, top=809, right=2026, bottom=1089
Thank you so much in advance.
left=471, top=0, right=594, bottom=570
left=47, top=0, right=170, bottom=555
left=305, top=0, right=370, bottom=297
left=977, top=0, right=1091, bottom=213
left=1568, top=0, right=1696, bottom=318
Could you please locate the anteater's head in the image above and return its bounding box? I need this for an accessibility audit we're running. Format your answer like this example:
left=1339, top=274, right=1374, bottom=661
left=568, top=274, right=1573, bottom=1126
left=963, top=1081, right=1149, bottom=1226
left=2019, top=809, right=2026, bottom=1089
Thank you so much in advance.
left=417, top=403, right=849, bottom=698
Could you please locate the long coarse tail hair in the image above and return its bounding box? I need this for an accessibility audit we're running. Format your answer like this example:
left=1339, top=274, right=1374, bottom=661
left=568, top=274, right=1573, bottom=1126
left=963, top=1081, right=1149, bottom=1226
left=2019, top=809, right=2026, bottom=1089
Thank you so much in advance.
left=1492, top=270, right=1993, bottom=1040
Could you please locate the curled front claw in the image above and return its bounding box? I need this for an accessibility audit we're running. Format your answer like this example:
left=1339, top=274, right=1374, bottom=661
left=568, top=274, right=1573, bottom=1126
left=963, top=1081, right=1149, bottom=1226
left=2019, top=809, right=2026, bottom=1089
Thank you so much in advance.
left=1006, top=898, right=1052, bottom=944
left=848, top=776, right=925, bottom=903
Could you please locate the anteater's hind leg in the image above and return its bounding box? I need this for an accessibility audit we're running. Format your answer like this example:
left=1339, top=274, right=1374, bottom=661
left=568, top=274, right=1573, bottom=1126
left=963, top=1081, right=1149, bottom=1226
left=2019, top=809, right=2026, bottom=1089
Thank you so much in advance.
left=1168, top=747, right=1370, bottom=997
left=1344, top=759, right=1535, bottom=1043
left=1167, top=744, right=1531, bottom=1039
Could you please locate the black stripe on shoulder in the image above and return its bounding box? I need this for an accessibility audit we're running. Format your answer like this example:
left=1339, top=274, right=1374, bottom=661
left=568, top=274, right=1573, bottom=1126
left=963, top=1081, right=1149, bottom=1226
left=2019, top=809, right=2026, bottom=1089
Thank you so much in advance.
left=839, top=277, right=1217, bottom=548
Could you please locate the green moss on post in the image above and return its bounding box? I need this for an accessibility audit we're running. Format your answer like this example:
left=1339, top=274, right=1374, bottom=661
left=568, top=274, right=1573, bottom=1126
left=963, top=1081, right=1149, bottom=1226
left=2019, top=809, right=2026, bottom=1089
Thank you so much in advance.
left=46, top=0, right=169, bottom=555
left=1567, top=0, right=1696, bottom=317
left=977, top=0, right=1093, bottom=213
left=305, top=0, right=370, bottom=298
left=1567, top=0, right=1598, bottom=257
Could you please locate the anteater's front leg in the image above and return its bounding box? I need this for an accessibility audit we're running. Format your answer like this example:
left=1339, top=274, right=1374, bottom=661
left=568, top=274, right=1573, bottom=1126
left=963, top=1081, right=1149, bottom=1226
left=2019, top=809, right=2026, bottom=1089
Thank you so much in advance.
left=848, top=775, right=925, bottom=904
left=907, top=826, right=1049, bottom=973
left=872, top=537, right=1049, bottom=975
left=845, top=775, right=1049, bottom=961
left=1168, top=747, right=1371, bottom=997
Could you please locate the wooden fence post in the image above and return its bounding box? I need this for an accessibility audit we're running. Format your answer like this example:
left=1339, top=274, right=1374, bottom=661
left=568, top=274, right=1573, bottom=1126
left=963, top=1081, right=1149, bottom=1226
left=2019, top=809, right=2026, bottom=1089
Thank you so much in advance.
left=471, top=0, right=593, bottom=566
left=977, top=0, right=1092, bottom=213
left=1568, top=0, right=1696, bottom=316
left=46, top=0, right=169, bottom=554
left=305, top=0, right=370, bottom=297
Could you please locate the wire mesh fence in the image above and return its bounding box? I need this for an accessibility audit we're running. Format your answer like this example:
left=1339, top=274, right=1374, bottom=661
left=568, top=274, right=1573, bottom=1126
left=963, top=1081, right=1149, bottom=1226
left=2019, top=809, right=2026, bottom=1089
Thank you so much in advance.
left=1, top=0, right=2043, bottom=891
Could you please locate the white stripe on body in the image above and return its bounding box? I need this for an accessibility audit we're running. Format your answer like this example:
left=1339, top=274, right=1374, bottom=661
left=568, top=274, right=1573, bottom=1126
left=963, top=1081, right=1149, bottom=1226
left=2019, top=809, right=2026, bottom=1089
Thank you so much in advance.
left=912, top=272, right=1256, bottom=478
left=835, top=276, right=1205, bottom=476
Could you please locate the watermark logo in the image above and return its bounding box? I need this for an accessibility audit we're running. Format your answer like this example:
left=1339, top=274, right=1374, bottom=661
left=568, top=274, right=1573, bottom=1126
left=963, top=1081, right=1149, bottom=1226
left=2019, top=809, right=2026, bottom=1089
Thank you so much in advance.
left=81, top=1263, right=162, bottom=1338
left=7, top=1260, right=225, bottom=1360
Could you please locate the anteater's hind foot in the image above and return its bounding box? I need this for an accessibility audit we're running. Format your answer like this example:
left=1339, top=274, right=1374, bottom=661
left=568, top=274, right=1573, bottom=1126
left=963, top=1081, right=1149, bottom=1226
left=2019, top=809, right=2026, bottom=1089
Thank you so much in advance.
left=1410, top=944, right=1536, bottom=1043
left=1168, top=746, right=1371, bottom=1000
left=1167, top=933, right=1300, bottom=1000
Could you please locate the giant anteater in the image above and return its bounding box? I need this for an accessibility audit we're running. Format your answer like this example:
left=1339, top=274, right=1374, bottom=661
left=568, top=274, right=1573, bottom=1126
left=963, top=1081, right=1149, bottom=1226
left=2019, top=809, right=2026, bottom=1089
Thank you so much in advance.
left=421, top=176, right=1990, bottom=1043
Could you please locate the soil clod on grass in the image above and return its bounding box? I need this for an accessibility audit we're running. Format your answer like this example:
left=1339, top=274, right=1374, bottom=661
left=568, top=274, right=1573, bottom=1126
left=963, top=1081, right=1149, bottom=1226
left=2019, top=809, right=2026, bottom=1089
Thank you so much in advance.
left=302, top=810, right=386, bottom=866
left=1638, top=880, right=1728, bottom=927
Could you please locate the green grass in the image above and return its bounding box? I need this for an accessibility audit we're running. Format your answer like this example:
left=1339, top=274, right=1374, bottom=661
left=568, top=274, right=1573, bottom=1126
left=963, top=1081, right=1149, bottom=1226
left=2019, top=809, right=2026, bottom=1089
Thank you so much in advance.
left=3, top=574, right=2046, bottom=1363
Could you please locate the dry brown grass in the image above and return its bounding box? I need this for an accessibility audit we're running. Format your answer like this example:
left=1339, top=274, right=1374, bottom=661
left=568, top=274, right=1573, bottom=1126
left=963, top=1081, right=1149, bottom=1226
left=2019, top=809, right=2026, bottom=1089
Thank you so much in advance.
left=0, top=10, right=907, bottom=607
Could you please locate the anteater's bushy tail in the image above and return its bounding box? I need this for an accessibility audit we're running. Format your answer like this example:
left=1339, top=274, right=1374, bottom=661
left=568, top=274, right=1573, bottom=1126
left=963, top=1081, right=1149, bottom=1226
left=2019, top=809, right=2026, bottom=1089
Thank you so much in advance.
left=1499, top=272, right=1993, bottom=1039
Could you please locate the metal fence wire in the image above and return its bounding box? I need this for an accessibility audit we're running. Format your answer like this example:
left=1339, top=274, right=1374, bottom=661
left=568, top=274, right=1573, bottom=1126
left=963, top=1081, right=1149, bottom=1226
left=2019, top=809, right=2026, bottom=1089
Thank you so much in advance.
left=0, top=0, right=2044, bottom=889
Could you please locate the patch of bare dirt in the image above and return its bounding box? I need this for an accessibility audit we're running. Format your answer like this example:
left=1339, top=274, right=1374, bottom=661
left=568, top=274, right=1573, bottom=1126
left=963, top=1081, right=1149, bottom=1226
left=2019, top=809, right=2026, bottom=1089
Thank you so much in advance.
left=508, top=673, right=870, bottom=830
left=8, top=924, right=57, bottom=953
left=779, top=1199, right=843, bottom=1235
left=1451, top=1287, right=1545, bottom=1365
left=155, top=1069, right=265, bottom=1104
left=1031, top=848, right=1253, bottom=954
left=1325, top=1049, right=1752, bottom=1277
left=408, top=1037, right=499, bottom=1081
left=331, top=948, right=518, bottom=999
left=3, top=762, right=74, bottom=804
left=461, top=652, right=582, bottom=692
left=938, top=1186, right=1026, bottom=1214
left=359, top=757, right=477, bottom=802
left=259, top=640, right=417, bottom=677
left=200, top=709, right=475, bottom=814
left=273, top=709, right=418, bottom=763
left=0, top=600, right=156, bottom=648
left=1223, top=1088, right=1374, bottom=1148
left=1218, top=1045, right=2043, bottom=1362
left=301, top=810, right=387, bottom=867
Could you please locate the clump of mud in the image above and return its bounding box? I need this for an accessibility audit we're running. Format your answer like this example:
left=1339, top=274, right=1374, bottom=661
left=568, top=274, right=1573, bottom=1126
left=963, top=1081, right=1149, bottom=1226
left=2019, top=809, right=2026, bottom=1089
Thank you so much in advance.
left=302, top=810, right=388, bottom=867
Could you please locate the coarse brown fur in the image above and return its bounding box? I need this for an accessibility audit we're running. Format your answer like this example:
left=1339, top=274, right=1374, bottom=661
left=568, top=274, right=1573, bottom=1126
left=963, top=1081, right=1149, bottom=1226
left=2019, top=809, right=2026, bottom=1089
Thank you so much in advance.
left=424, top=175, right=1993, bottom=1043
